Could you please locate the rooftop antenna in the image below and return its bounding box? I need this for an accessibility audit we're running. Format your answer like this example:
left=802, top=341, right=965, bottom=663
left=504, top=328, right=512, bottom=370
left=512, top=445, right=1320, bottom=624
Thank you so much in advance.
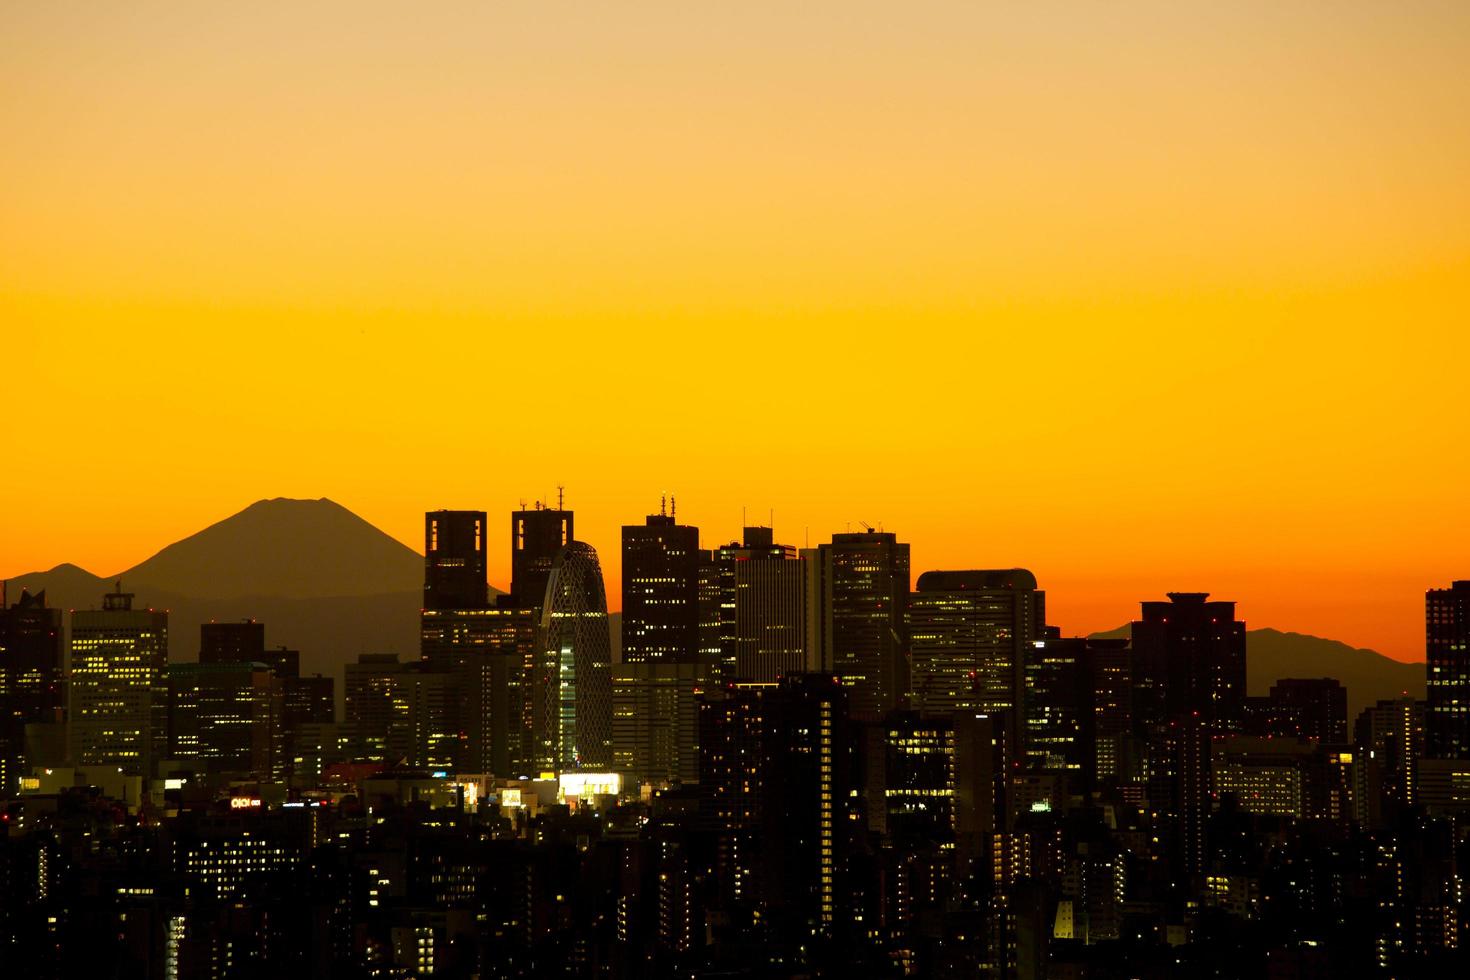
left=557, top=485, right=565, bottom=510
left=671, top=495, right=676, bottom=520
left=660, top=493, right=667, bottom=517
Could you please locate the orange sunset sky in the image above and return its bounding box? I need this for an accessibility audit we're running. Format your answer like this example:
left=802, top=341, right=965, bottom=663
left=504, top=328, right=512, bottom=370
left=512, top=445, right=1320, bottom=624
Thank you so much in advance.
left=2, top=3, right=1468, bottom=662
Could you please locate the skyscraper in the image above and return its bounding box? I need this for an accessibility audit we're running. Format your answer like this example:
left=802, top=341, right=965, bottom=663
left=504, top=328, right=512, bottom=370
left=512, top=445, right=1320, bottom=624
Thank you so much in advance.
left=421, top=603, right=536, bottom=775
left=0, top=587, right=64, bottom=795
left=423, top=510, right=489, bottom=611
left=1426, top=580, right=1470, bottom=759
left=1131, top=592, right=1246, bottom=729
left=534, top=541, right=613, bottom=771
left=908, top=569, right=1043, bottom=727
left=167, top=661, right=283, bottom=780
left=511, top=502, right=573, bottom=610
left=622, top=500, right=701, bottom=664
left=699, top=526, right=807, bottom=683
left=807, top=531, right=910, bottom=720
left=69, top=585, right=169, bottom=776
left=733, top=535, right=807, bottom=683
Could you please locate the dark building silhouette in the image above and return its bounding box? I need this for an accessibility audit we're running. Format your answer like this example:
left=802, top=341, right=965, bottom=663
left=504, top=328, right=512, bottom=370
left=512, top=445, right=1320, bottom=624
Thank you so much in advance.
left=511, top=501, right=573, bottom=610
left=199, top=620, right=266, bottom=664
left=622, top=500, right=701, bottom=664
left=1023, top=635, right=1130, bottom=792
left=1426, top=580, right=1470, bottom=759
left=807, top=531, right=910, bottom=721
left=423, top=510, right=489, bottom=610
left=0, top=586, right=65, bottom=795
left=1243, top=677, right=1349, bottom=743
left=535, top=541, right=613, bottom=770
left=1131, top=592, right=1246, bottom=729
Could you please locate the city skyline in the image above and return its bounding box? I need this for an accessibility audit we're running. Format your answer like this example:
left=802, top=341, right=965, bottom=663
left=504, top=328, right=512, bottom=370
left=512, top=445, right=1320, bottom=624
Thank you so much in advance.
left=5, top=3, right=1470, bottom=665
left=1, top=492, right=1453, bottom=665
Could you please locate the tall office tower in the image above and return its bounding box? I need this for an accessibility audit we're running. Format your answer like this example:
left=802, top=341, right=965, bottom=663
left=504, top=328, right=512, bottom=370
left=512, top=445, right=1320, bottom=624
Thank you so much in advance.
left=611, top=662, right=705, bottom=787
left=621, top=500, right=701, bottom=664
left=807, top=531, right=911, bottom=720
left=952, top=711, right=1014, bottom=876
left=344, top=653, right=411, bottom=762
left=533, top=541, right=613, bottom=771
left=1426, top=580, right=1470, bottom=758
left=0, top=587, right=64, bottom=795
left=421, top=604, right=536, bottom=775
left=423, top=510, right=489, bottom=610
left=511, top=502, right=574, bottom=610
left=69, top=586, right=169, bottom=776
left=908, top=569, right=1042, bottom=737
left=734, top=537, right=807, bottom=683
left=697, top=550, right=729, bottom=675
left=1131, top=592, right=1246, bottom=729
left=167, top=662, right=283, bottom=780
left=697, top=527, right=799, bottom=683
left=200, top=620, right=266, bottom=663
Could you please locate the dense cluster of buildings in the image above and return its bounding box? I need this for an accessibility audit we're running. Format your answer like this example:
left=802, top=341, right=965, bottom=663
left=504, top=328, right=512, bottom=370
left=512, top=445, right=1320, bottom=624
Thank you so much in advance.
left=1, top=502, right=1469, bottom=977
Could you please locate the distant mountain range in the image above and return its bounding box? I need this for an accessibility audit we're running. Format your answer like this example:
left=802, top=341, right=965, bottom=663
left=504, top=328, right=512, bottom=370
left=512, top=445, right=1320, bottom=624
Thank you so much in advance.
left=5, top=498, right=1424, bottom=718
left=4, top=498, right=436, bottom=678
left=1091, top=625, right=1423, bottom=719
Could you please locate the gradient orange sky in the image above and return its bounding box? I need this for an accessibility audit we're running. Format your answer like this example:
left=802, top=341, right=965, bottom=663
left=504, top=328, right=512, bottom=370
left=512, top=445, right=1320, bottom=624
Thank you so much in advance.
left=3, top=3, right=1468, bottom=661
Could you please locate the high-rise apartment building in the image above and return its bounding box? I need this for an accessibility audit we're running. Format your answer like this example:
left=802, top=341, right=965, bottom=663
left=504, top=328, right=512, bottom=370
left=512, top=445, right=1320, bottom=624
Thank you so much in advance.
left=0, top=587, right=64, bottom=795
left=909, top=569, right=1043, bottom=728
left=699, top=674, right=855, bottom=938
left=1426, top=580, right=1470, bottom=759
left=807, top=531, right=910, bottom=720
left=1131, top=592, right=1246, bottom=729
left=622, top=501, right=701, bottom=664
left=69, top=586, right=169, bottom=776
left=424, top=510, right=489, bottom=611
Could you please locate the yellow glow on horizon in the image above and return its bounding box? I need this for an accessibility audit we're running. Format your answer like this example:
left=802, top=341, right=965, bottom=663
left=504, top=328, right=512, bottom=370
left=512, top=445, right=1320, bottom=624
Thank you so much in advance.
left=3, top=3, right=1468, bottom=661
